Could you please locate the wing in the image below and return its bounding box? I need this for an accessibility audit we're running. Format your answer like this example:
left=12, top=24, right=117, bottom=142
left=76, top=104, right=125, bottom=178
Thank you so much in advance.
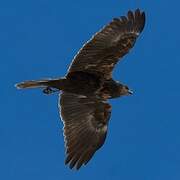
left=59, top=92, right=111, bottom=170
left=67, top=9, right=145, bottom=79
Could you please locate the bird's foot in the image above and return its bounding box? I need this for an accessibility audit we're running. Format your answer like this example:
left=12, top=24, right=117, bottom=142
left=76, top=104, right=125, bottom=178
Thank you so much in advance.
left=43, top=87, right=59, bottom=95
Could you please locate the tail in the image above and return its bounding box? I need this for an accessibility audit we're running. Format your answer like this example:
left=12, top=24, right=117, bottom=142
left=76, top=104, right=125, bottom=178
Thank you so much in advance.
left=15, top=78, right=65, bottom=90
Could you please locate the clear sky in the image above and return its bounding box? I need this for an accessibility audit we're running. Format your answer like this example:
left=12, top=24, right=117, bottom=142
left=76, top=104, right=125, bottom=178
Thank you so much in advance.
left=1, top=0, right=180, bottom=180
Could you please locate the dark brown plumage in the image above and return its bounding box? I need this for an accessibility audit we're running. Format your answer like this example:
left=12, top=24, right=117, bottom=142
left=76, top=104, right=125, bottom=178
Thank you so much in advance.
left=16, top=9, right=145, bottom=170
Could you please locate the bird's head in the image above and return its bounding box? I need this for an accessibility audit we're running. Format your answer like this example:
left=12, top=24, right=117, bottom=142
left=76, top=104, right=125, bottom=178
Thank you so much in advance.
left=119, top=85, right=133, bottom=96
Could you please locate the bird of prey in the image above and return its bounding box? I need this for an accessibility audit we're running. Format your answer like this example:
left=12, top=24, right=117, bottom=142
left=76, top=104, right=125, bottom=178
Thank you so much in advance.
left=16, top=9, right=145, bottom=170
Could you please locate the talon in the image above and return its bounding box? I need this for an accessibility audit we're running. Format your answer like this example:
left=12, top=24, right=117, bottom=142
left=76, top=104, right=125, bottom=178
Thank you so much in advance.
left=43, top=87, right=59, bottom=94
left=43, top=87, right=53, bottom=94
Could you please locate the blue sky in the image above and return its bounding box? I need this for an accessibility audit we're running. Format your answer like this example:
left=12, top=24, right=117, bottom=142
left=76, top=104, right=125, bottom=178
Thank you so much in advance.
left=1, top=0, right=180, bottom=179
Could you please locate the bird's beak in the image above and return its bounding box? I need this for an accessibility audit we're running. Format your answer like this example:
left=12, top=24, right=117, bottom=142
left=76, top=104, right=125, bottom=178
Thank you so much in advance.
left=128, top=90, right=133, bottom=95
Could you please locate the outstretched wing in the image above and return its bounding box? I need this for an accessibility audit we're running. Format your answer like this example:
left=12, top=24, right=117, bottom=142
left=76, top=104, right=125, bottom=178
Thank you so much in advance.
left=68, top=9, right=145, bottom=79
left=59, top=92, right=111, bottom=170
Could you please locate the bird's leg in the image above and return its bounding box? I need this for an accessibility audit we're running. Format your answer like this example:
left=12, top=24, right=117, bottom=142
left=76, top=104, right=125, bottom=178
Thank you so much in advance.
left=43, top=87, right=59, bottom=95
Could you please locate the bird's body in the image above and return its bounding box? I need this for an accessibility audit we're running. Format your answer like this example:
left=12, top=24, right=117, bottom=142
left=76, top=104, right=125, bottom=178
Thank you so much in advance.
left=45, top=71, right=127, bottom=99
left=16, top=9, right=145, bottom=170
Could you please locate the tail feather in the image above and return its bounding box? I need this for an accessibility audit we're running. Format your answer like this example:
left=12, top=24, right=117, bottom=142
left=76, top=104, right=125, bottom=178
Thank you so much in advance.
left=15, top=78, right=65, bottom=90
left=15, top=80, right=50, bottom=89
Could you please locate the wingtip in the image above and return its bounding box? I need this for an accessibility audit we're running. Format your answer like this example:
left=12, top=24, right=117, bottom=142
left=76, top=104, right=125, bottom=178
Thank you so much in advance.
left=134, top=9, right=146, bottom=33
left=140, top=11, right=146, bottom=33
left=135, top=8, right=141, bottom=13
left=65, top=156, right=71, bottom=165
left=141, top=11, right=146, bottom=22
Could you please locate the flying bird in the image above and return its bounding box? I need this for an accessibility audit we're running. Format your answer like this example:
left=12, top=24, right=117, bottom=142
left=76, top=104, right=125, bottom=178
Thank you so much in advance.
left=16, top=9, right=145, bottom=170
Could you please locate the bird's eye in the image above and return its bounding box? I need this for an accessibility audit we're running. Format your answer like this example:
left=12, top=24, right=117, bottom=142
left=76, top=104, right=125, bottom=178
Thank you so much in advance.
left=125, top=86, right=129, bottom=90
